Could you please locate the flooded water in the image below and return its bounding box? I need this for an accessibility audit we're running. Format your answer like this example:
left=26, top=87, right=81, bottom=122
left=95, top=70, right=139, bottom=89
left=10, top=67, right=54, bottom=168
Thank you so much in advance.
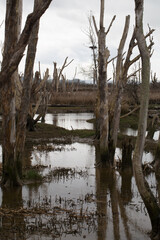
left=0, top=113, right=158, bottom=239
left=37, top=112, right=160, bottom=141
left=0, top=141, right=156, bottom=239
left=35, top=112, right=94, bottom=130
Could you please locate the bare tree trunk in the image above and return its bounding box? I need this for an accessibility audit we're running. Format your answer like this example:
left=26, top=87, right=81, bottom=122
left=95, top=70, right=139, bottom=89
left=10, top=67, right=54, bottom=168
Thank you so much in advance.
left=1, top=0, right=22, bottom=187
left=16, top=0, right=40, bottom=168
left=154, top=134, right=160, bottom=171
left=94, top=0, right=110, bottom=161
left=40, top=84, right=49, bottom=122
left=62, top=74, right=66, bottom=92
left=53, top=62, right=58, bottom=92
left=109, top=16, right=130, bottom=163
left=0, top=0, right=52, bottom=187
left=15, top=0, right=23, bottom=111
left=132, top=0, right=160, bottom=238
left=27, top=69, right=49, bottom=129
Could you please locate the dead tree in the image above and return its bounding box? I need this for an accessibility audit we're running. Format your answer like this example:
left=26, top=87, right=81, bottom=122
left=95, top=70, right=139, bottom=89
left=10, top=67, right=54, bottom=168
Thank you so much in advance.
left=109, top=18, right=154, bottom=165
left=62, top=74, right=66, bottom=92
left=52, top=57, right=73, bottom=92
left=92, top=0, right=115, bottom=162
left=53, top=62, right=58, bottom=92
left=0, top=0, right=52, bottom=187
left=109, top=15, right=130, bottom=164
left=28, top=69, right=49, bottom=129
left=16, top=0, right=41, bottom=169
left=1, top=0, right=22, bottom=186
left=132, top=0, right=160, bottom=238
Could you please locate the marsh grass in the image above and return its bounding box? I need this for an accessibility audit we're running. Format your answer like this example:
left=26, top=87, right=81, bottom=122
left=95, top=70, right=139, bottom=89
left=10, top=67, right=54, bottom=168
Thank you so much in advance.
left=50, top=91, right=96, bottom=106
left=24, top=169, right=43, bottom=181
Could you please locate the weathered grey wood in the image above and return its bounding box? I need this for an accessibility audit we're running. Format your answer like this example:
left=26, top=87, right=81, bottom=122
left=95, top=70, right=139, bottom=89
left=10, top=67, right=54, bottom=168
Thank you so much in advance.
left=132, top=0, right=160, bottom=237
left=1, top=0, right=22, bottom=187
left=16, top=0, right=41, bottom=169
left=0, top=0, right=52, bottom=88
left=0, top=0, right=52, bottom=187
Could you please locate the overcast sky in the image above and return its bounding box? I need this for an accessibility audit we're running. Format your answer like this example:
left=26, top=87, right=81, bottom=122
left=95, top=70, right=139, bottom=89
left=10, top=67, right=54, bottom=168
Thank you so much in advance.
left=0, top=0, right=160, bottom=82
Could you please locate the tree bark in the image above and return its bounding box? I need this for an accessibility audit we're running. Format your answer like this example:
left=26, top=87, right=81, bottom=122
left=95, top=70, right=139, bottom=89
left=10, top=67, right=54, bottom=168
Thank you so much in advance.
left=16, top=0, right=41, bottom=168
left=95, top=0, right=110, bottom=161
left=53, top=62, right=58, bottom=92
left=0, top=0, right=52, bottom=187
left=1, top=0, right=22, bottom=187
left=132, top=0, right=160, bottom=238
left=109, top=16, right=130, bottom=164
left=0, top=0, right=52, bottom=88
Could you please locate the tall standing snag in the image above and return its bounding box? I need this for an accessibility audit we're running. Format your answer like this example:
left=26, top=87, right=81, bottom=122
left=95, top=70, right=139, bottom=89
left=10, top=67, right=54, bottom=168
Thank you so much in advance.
left=16, top=0, right=41, bottom=171
left=1, top=0, right=23, bottom=186
left=92, top=0, right=116, bottom=162
left=132, top=0, right=160, bottom=237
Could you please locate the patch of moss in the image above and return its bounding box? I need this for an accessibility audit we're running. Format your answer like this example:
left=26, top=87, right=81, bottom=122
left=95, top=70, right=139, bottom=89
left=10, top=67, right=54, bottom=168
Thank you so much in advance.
left=71, top=129, right=95, bottom=138
left=24, top=170, right=43, bottom=181
left=26, top=123, right=95, bottom=141
left=87, top=118, right=95, bottom=124
left=47, top=106, right=94, bottom=113
left=120, top=114, right=139, bottom=130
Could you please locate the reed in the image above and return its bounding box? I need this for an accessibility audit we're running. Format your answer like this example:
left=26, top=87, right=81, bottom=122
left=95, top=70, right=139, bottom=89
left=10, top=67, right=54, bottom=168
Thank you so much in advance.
left=50, top=91, right=96, bottom=106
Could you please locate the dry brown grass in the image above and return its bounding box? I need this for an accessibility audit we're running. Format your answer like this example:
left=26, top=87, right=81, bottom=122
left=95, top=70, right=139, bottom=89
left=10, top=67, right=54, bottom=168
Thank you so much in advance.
left=50, top=91, right=96, bottom=106
left=49, top=85, right=160, bottom=109
left=149, top=88, right=160, bottom=103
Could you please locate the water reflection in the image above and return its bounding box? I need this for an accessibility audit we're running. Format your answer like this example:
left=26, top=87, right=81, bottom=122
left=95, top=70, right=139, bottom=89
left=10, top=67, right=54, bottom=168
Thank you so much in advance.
left=121, top=167, right=133, bottom=204
left=121, top=127, right=160, bottom=142
left=115, top=147, right=154, bottom=164
left=95, top=144, right=150, bottom=240
left=0, top=187, right=25, bottom=240
left=153, top=131, right=160, bottom=141
left=121, top=127, right=138, bottom=137
left=0, top=141, right=154, bottom=239
left=35, top=112, right=94, bottom=130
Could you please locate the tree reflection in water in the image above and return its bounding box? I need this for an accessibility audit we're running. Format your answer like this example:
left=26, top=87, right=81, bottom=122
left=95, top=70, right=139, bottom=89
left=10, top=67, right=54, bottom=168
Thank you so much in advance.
left=95, top=144, right=154, bottom=240
left=0, top=187, right=25, bottom=240
left=95, top=145, right=131, bottom=240
left=0, top=141, right=159, bottom=239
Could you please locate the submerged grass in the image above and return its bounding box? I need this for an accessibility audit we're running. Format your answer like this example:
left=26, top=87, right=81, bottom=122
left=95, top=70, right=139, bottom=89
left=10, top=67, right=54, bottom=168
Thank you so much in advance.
left=24, top=169, right=43, bottom=181
left=26, top=123, right=95, bottom=143
left=120, top=113, right=139, bottom=130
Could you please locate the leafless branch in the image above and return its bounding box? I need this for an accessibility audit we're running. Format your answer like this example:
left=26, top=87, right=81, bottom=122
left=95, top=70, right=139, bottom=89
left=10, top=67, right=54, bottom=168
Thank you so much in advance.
left=105, top=15, right=116, bottom=35
left=92, top=16, right=98, bottom=36
left=120, top=105, right=140, bottom=119
left=127, top=68, right=141, bottom=80
left=0, top=21, right=4, bottom=28
left=58, top=57, right=74, bottom=81
left=107, top=55, right=118, bottom=64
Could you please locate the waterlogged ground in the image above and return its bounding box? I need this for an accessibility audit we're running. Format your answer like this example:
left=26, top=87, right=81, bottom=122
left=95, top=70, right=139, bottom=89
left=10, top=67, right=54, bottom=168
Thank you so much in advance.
left=0, top=112, right=158, bottom=240
left=0, top=142, right=155, bottom=240
left=34, top=112, right=94, bottom=130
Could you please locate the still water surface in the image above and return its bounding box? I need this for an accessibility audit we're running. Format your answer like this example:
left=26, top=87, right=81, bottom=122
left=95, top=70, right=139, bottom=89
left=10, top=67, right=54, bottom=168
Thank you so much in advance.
left=0, top=112, right=157, bottom=239
left=35, top=112, right=94, bottom=130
